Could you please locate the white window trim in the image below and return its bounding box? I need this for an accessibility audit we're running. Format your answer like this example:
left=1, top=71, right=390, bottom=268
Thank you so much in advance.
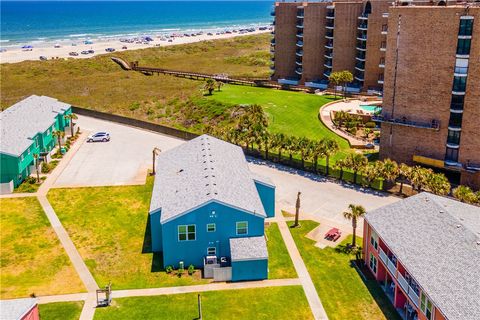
left=206, top=223, right=216, bottom=232
left=207, top=247, right=216, bottom=256
left=236, top=221, right=248, bottom=235
left=369, top=253, right=377, bottom=274
left=178, top=224, right=196, bottom=242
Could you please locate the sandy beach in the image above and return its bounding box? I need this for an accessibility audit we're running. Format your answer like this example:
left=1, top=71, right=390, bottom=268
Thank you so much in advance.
left=0, top=29, right=270, bottom=64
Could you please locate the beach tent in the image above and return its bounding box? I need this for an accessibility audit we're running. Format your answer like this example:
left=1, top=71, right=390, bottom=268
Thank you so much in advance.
left=21, top=45, right=33, bottom=49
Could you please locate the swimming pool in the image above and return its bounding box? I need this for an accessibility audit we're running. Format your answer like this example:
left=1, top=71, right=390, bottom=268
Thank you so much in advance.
left=360, top=105, right=382, bottom=112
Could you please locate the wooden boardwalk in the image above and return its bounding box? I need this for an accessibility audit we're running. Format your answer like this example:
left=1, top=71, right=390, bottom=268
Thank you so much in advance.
left=111, top=57, right=280, bottom=88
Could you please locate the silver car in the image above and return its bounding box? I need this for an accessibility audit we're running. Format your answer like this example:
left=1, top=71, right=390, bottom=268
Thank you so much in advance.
left=87, top=132, right=110, bottom=142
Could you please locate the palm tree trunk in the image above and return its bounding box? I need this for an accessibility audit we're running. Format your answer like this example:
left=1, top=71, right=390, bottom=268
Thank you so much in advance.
left=314, top=156, right=318, bottom=173
left=340, top=168, right=344, bottom=181
left=289, top=153, right=293, bottom=165
left=70, top=121, right=74, bottom=137
left=58, top=137, right=62, bottom=150
left=278, top=149, right=282, bottom=162
left=352, top=218, right=357, bottom=247
left=326, top=156, right=330, bottom=176
left=354, top=171, right=357, bottom=184
left=265, top=146, right=268, bottom=160
left=301, top=155, right=305, bottom=169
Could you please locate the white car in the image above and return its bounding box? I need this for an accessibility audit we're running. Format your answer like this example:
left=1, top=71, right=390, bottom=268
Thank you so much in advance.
left=87, top=132, right=110, bottom=142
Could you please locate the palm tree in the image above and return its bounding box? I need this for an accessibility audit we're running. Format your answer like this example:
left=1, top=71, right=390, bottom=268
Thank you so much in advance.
left=398, top=163, right=411, bottom=195
left=216, top=81, right=224, bottom=91
left=33, top=153, right=40, bottom=183
left=343, top=204, right=366, bottom=247
left=321, top=138, right=339, bottom=176
left=286, top=136, right=297, bottom=165
left=381, top=158, right=399, bottom=190
left=275, top=133, right=287, bottom=162
left=410, top=166, right=433, bottom=192
left=334, top=158, right=348, bottom=181
left=52, top=130, right=65, bottom=151
left=453, top=185, right=477, bottom=204
left=344, top=153, right=368, bottom=184
left=64, top=113, right=78, bottom=137
left=362, top=162, right=381, bottom=188
left=425, top=172, right=451, bottom=196
left=309, top=141, right=323, bottom=173
left=297, top=137, right=311, bottom=169
left=204, top=79, right=216, bottom=95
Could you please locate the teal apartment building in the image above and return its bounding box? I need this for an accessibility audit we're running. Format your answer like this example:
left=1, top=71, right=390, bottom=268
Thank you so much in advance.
left=0, top=95, right=72, bottom=193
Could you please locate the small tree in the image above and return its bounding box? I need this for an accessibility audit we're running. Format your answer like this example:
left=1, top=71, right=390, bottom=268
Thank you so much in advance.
left=453, top=185, right=477, bottom=204
left=343, top=204, right=366, bottom=247
left=216, top=81, right=224, bottom=91
left=344, top=153, right=368, bottom=184
left=339, top=70, right=354, bottom=99
left=329, top=71, right=342, bottom=99
left=425, top=172, right=451, bottom=196
left=380, top=158, right=399, bottom=189
left=204, top=79, right=216, bottom=95
left=321, top=138, right=339, bottom=176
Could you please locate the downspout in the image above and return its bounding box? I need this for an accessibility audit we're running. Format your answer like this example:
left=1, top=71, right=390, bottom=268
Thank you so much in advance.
left=389, top=13, right=402, bottom=147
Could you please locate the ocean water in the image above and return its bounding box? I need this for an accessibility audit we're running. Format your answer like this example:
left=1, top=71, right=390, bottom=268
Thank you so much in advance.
left=0, top=1, right=273, bottom=47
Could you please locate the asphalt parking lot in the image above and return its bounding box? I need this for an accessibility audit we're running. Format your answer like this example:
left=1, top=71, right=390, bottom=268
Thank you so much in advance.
left=55, top=115, right=400, bottom=226
left=54, top=115, right=184, bottom=187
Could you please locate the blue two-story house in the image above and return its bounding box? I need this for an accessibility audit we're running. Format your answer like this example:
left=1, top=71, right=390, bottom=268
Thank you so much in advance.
left=149, top=135, right=275, bottom=282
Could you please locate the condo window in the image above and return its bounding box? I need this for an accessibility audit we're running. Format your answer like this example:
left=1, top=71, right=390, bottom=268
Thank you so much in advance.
left=236, top=221, right=248, bottom=235
left=207, top=247, right=216, bottom=256
left=369, top=254, right=377, bottom=274
left=447, top=130, right=461, bottom=145
left=420, top=293, right=433, bottom=320
left=456, top=38, right=471, bottom=55
left=445, top=147, right=459, bottom=162
left=459, top=18, right=474, bottom=36
left=450, top=94, right=465, bottom=110
left=178, top=225, right=196, bottom=241
left=207, top=223, right=216, bottom=232
left=370, top=230, right=378, bottom=250
left=454, top=58, right=468, bottom=74
left=448, top=112, right=463, bottom=128
left=452, top=76, right=467, bottom=92
left=35, top=136, right=40, bottom=148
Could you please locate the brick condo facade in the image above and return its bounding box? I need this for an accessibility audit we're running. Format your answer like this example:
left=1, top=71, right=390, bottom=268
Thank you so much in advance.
left=378, top=5, right=480, bottom=189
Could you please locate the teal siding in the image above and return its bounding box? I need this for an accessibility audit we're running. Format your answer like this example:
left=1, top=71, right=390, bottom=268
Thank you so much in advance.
left=232, top=259, right=268, bottom=281
left=158, top=201, right=265, bottom=269
left=254, top=181, right=275, bottom=218
left=150, top=210, right=162, bottom=252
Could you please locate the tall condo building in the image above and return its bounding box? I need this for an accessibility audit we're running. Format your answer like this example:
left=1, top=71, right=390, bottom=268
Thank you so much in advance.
left=377, top=4, right=480, bottom=189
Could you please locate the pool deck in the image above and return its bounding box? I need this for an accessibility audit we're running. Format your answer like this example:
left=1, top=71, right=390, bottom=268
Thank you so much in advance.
left=319, top=99, right=382, bottom=149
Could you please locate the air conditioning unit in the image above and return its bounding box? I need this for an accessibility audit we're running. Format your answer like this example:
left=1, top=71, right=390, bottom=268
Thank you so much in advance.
left=205, top=256, right=217, bottom=265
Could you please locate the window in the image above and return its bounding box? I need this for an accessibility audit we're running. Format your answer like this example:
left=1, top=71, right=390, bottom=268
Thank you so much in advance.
left=207, top=247, right=216, bottom=256
left=20, top=154, right=24, bottom=161
left=452, top=76, right=467, bottom=92
left=35, top=136, right=40, bottom=148
left=445, top=147, right=459, bottom=162
left=448, top=112, right=463, bottom=128
left=370, top=230, right=378, bottom=250
left=457, top=38, right=471, bottom=55
left=450, top=94, right=464, bottom=110
left=207, top=223, right=216, bottom=232
left=447, top=130, right=461, bottom=145
left=178, top=225, right=196, bottom=241
left=420, top=293, right=433, bottom=320
left=454, top=58, right=468, bottom=74
left=459, top=18, right=474, bottom=36
left=369, top=254, right=377, bottom=274
left=236, top=221, right=248, bottom=235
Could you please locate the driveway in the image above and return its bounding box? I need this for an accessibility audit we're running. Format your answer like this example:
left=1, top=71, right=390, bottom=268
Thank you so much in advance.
left=54, top=115, right=184, bottom=187
left=55, top=115, right=400, bottom=227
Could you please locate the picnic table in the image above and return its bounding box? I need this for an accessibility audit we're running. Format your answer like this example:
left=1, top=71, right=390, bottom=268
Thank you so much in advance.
left=325, top=228, right=342, bottom=241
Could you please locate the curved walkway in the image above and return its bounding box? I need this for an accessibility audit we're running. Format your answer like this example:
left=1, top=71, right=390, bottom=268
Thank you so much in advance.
left=319, top=99, right=381, bottom=148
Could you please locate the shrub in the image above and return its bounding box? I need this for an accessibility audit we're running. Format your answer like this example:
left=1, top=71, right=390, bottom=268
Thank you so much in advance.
left=25, top=176, right=37, bottom=184
left=188, top=264, right=195, bottom=275
left=365, top=121, right=376, bottom=128
left=41, top=162, right=52, bottom=174
left=129, top=102, right=140, bottom=111
left=165, top=265, right=173, bottom=274
left=348, top=127, right=357, bottom=135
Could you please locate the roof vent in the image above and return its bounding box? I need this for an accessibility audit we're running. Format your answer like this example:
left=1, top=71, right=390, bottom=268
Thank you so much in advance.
left=456, top=224, right=462, bottom=228
left=178, top=169, right=184, bottom=173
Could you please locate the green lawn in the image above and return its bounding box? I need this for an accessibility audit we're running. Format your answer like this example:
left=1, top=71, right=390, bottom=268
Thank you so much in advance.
left=207, top=85, right=348, bottom=145
left=39, top=301, right=84, bottom=320
left=47, top=177, right=296, bottom=289
left=288, top=220, right=400, bottom=320
left=94, top=286, right=313, bottom=320
left=265, top=223, right=297, bottom=279
left=0, top=197, right=85, bottom=299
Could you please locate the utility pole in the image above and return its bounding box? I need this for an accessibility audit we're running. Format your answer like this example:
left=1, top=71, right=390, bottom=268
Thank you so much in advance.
left=197, top=294, right=202, bottom=320
left=293, top=191, right=301, bottom=227
left=152, top=147, right=161, bottom=175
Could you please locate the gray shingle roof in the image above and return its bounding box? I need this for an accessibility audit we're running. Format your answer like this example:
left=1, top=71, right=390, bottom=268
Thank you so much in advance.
left=250, top=171, right=275, bottom=188
left=230, top=236, right=268, bottom=261
left=150, top=135, right=269, bottom=223
left=365, top=192, right=480, bottom=320
left=0, top=95, right=71, bottom=157
left=0, top=298, right=37, bottom=320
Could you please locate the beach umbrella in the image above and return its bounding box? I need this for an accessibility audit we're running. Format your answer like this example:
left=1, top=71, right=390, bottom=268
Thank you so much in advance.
left=22, top=45, right=33, bottom=49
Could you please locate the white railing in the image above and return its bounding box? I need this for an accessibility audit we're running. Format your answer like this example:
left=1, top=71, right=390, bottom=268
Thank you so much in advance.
left=379, top=248, right=388, bottom=265
left=397, top=273, right=409, bottom=293
left=387, top=259, right=397, bottom=275
left=408, top=287, right=420, bottom=307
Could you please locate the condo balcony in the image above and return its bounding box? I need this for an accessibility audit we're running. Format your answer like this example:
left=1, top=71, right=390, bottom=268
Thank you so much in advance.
left=355, top=63, right=365, bottom=71
left=270, top=39, right=275, bottom=46
left=325, top=42, right=334, bottom=49
left=295, top=50, right=303, bottom=57
left=295, top=60, right=302, bottom=66
left=382, top=12, right=389, bottom=18
left=355, top=55, right=366, bottom=62
left=324, top=52, right=333, bottom=59
left=358, top=23, right=368, bottom=31
left=295, top=67, right=303, bottom=75
left=326, top=21, right=335, bottom=29
left=355, top=75, right=365, bottom=82
left=380, top=46, right=387, bottom=52
left=270, top=47, right=275, bottom=54
left=357, top=35, right=367, bottom=41
left=297, top=32, right=303, bottom=38
left=326, top=8, right=335, bottom=19
left=379, top=62, right=385, bottom=68
left=323, top=70, right=331, bottom=78
left=325, top=31, right=334, bottom=39
left=358, top=13, right=369, bottom=20
left=296, top=41, right=303, bottom=47
left=297, top=13, right=304, bottom=19
left=377, top=79, right=384, bottom=84
left=324, top=62, right=333, bottom=68
left=356, top=43, right=367, bottom=51
left=271, top=30, right=275, bottom=35
left=397, top=272, right=420, bottom=308
left=296, top=22, right=304, bottom=29
left=466, top=161, right=480, bottom=172
left=372, top=115, right=440, bottom=130
left=446, top=142, right=460, bottom=149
